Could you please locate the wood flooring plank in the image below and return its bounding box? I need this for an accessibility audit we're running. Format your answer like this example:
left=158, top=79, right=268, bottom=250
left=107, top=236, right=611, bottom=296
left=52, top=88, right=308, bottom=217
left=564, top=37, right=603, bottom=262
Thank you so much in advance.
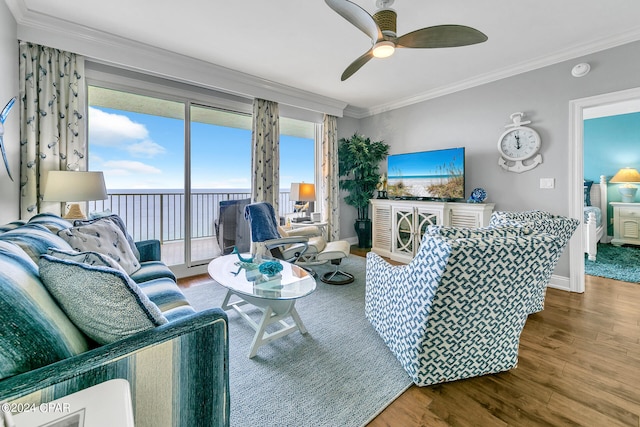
left=366, top=274, right=640, bottom=426
left=177, top=262, right=640, bottom=427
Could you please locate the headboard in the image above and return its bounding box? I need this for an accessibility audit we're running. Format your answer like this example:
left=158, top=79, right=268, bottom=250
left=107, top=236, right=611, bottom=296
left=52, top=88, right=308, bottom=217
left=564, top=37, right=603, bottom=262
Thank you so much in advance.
left=589, top=175, right=608, bottom=226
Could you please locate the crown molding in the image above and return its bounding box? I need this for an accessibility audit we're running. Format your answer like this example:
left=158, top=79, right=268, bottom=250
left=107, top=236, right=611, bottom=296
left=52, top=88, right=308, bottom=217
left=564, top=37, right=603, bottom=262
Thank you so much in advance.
left=8, top=0, right=640, bottom=121
left=343, top=27, right=640, bottom=119
left=6, top=0, right=347, bottom=117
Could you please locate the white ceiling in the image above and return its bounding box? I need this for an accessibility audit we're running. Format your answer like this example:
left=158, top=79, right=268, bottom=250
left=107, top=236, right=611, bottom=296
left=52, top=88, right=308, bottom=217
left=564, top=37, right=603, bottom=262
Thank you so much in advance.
left=9, top=0, right=640, bottom=117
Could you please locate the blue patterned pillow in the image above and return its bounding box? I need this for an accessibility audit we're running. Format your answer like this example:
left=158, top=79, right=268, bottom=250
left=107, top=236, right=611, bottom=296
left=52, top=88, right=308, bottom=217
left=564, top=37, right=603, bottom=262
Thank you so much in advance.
left=0, top=241, right=89, bottom=380
left=584, top=180, right=594, bottom=206
left=39, top=255, right=168, bottom=345
left=27, top=212, right=74, bottom=233
left=0, top=223, right=73, bottom=263
left=47, top=247, right=123, bottom=270
left=74, top=214, right=140, bottom=260
left=0, top=220, right=26, bottom=233
left=57, top=221, right=141, bottom=275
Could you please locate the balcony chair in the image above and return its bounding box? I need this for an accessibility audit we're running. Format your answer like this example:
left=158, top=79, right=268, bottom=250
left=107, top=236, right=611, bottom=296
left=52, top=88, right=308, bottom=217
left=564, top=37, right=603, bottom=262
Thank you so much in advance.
left=365, top=223, right=572, bottom=386
left=244, top=202, right=354, bottom=285
left=215, top=198, right=251, bottom=255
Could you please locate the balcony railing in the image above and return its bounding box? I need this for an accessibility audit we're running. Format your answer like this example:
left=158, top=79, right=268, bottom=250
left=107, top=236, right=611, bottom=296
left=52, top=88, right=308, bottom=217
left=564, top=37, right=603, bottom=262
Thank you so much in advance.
left=89, top=190, right=296, bottom=243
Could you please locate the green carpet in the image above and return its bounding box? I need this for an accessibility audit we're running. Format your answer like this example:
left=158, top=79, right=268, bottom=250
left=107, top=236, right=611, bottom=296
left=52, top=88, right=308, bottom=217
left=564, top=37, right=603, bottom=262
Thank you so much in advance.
left=182, top=255, right=412, bottom=427
left=585, top=243, right=640, bottom=283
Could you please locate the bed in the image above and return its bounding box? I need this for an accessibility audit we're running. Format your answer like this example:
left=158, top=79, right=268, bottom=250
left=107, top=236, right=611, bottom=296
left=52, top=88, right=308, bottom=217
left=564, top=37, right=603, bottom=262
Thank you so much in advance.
left=584, top=175, right=607, bottom=261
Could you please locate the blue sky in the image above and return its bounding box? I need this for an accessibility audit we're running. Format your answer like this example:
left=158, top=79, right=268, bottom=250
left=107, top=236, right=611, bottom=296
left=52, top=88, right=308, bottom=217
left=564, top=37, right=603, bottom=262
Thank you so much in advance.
left=88, top=107, right=314, bottom=190
left=388, top=147, right=464, bottom=178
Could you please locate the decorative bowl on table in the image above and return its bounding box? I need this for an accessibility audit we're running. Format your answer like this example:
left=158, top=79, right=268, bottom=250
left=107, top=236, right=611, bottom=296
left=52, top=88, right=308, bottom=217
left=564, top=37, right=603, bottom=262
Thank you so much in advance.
left=258, top=260, right=283, bottom=277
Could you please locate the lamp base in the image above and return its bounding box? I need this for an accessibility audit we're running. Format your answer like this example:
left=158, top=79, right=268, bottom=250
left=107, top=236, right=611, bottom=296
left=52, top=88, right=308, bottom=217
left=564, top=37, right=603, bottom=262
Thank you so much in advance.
left=63, top=203, right=87, bottom=220
left=619, top=186, right=638, bottom=203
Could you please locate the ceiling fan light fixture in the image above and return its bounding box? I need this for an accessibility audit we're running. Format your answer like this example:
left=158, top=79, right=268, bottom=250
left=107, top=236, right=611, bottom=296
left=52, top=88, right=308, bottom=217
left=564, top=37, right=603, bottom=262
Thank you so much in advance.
left=372, top=40, right=395, bottom=58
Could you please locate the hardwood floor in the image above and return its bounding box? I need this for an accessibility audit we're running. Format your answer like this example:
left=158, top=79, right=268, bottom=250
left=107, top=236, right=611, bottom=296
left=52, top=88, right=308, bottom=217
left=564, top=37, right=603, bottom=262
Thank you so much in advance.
left=182, top=248, right=640, bottom=426
left=368, top=274, right=640, bottom=427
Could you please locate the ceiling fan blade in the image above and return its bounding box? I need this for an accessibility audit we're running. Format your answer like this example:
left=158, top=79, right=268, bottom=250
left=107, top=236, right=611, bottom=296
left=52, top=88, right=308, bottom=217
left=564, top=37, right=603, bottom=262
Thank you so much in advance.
left=325, top=0, right=383, bottom=42
left=396, top=25, right=488, bottom=48
left=341, top=50, right=374, bottom=81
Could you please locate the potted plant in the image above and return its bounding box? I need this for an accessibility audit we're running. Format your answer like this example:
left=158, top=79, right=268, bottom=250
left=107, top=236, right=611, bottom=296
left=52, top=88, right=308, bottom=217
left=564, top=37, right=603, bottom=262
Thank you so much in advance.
left=338, top=133, right=390, bottom=248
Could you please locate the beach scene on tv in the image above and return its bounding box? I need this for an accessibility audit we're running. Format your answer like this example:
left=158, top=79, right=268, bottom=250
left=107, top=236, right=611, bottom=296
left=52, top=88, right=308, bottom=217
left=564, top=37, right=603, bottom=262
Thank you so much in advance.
left=387, top=147, right=465, bottom=200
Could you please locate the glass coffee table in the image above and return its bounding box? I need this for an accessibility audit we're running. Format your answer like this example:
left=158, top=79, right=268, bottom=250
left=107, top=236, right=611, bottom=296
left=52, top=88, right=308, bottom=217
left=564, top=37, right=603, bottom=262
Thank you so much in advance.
left=208, top=254, right=316, bottom=358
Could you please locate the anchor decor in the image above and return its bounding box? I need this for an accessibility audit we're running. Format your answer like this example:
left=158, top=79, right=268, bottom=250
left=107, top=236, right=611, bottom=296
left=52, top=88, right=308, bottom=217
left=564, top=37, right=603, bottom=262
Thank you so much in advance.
left=497, top=112, right=543, bottom=173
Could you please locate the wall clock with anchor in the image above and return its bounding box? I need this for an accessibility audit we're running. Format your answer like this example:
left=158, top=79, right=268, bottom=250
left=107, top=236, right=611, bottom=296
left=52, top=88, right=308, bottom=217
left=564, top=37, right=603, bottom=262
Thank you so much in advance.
left=497, top=112, right=542, bottom=173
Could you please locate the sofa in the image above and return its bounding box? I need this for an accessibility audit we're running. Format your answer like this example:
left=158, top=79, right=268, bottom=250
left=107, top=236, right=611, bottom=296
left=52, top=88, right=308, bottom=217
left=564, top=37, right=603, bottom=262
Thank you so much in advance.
left=0, top=213, right=229, bottom=427
left=365, top=215, right=577, bottom=386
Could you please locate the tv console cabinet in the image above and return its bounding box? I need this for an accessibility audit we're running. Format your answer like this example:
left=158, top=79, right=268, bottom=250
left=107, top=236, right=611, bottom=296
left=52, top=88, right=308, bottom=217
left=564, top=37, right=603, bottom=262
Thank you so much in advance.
left=370, top=199, right=495, bottom=263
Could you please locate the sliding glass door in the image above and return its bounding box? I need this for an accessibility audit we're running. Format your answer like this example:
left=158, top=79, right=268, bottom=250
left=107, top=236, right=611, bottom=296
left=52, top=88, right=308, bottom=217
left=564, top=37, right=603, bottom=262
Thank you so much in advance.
left=88, top=86, right=187, bottom=265
left=188, top=104, right=252, bottom=265
left=88, top=83, right=318, bottom=274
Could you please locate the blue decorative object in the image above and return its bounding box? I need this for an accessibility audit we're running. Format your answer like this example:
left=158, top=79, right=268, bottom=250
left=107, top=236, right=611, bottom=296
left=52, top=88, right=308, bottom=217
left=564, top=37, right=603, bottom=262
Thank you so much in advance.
left=0, top=96, right=16, bottom=181
left=467, top=187, right=487, bottom=203
left=259, top=260, right=283, bottom=276
left=232, top=246, right=254, bottom=263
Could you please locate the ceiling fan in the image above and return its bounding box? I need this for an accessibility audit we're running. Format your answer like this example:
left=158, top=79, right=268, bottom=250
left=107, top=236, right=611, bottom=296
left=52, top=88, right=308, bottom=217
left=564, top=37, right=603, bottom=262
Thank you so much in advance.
left=325, top=0, right=488, bottom=81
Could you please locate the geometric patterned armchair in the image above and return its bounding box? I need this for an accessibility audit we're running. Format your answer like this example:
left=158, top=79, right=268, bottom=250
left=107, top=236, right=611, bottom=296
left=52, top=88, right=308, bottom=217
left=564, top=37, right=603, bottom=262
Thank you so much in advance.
left=489, top=211, right=579, bottom=313
left=365, top=225, right=569, bottom=386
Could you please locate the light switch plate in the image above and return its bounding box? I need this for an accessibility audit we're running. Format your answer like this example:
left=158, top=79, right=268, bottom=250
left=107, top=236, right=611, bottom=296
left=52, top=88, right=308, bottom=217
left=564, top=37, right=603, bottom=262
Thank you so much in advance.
left=540, top=178, right=555, bottom=189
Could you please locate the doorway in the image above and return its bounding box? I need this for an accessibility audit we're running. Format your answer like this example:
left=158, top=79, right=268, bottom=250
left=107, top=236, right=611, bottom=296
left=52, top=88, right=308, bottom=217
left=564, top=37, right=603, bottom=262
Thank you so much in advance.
left=568, top=86, right=640, bottom=292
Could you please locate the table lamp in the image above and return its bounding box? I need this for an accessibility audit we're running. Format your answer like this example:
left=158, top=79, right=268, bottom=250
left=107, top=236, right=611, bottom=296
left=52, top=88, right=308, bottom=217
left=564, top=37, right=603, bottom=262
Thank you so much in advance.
left=42, top=170, right=108, bottom=219
left=610, top=167, right=640, bottom=203
left=290, top=182, right=315, bottom=222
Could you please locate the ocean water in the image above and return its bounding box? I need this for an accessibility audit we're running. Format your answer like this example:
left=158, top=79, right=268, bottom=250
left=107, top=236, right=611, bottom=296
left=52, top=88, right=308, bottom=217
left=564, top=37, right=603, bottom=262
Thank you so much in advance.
left=89, top=189, right=293, bottom=242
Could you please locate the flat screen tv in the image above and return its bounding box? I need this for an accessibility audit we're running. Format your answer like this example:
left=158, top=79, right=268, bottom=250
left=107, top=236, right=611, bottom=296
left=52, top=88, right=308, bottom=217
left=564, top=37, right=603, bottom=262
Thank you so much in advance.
left=387, top=147, right=465, bottom=200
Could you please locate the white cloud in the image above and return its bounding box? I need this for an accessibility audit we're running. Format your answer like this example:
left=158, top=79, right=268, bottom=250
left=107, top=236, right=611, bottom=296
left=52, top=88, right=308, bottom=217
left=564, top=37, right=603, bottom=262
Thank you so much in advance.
left=89, top=107, right=166, bottom=158
left=125, top=139, right=166, bottom=157
left=102, top=160, right=162, bottom=175
left=89, top=107, right=148, bottom=145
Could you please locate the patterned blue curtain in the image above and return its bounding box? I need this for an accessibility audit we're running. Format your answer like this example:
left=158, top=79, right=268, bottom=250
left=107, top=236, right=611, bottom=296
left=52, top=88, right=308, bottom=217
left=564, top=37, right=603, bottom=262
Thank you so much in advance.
left=322, top=114, right=340, bottom=241
left=251, top=98, right=280, bottom=215
left=19, top=42, right=86, bottom=219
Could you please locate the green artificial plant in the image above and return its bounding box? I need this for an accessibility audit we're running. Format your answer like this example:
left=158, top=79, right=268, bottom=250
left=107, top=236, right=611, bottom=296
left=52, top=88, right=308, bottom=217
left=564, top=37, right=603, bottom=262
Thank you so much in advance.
left=338, top=133, right=390, bottom=220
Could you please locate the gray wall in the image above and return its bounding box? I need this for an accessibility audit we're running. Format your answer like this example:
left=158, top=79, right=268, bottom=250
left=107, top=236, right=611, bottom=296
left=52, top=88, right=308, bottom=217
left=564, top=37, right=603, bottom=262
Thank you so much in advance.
left=0, top=3, right=18, bottom=223
left=338, top=40, right=640, bottom=277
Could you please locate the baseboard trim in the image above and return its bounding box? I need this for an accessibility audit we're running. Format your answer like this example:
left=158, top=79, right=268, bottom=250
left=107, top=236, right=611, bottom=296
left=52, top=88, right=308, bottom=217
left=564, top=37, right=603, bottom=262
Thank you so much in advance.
left=548, top=274, right=572, bottom=292
left=345, top=236, right=358, bottom=246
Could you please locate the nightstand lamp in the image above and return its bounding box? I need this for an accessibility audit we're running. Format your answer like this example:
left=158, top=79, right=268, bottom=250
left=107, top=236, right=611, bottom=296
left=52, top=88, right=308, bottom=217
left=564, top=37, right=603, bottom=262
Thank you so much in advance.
left=290, top=182, right=315, bottom=223
left=610, top=167, right=640, bottom=203
left=43, top=170, right=108, bottom=219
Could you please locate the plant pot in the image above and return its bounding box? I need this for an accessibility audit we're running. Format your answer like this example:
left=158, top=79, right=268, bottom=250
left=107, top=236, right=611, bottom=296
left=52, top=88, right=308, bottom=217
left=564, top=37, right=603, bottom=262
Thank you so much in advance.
left=355, top=219, right=372, bottom=248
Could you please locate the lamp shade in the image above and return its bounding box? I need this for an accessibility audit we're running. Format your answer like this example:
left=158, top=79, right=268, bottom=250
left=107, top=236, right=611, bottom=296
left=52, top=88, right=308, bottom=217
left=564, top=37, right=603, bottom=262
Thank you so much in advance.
left=290, top=183, right=316, bottom=202
left=42, top=171, right=108, bottom=202
left=610, top=167, right=640, bottom=203
left=610, top=167, right=640, bottom=184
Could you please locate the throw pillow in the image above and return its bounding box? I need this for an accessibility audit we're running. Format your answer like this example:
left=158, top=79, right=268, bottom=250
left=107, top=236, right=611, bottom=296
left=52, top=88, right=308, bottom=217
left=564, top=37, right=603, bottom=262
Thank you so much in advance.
left=27, top=212, right=74, bottom=233
left=0, top=223, right=73, bottom=263
left=0, top=241, right=89, bottom=380
left=47, top=247, right=123, bottom=270
left=38, top=254, right=168, bottom=345
left=57, top=221, right=141, bottom=275
left=74, top=214, right=141, bottom=260
left=584, top=179, right=594, bottom=206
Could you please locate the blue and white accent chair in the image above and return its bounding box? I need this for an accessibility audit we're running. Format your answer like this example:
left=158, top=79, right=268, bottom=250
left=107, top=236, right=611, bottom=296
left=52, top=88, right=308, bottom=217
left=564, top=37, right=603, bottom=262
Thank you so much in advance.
left=365, top=221, right=574, bottom=387
left=489, top=210, right=580, bottom=313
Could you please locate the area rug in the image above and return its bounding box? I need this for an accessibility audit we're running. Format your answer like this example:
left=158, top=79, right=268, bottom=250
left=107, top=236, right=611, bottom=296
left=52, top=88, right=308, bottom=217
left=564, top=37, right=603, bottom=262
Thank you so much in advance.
left=585, top=243, right=640, bottom=283
left=182, top=255, right=412, bottom=427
